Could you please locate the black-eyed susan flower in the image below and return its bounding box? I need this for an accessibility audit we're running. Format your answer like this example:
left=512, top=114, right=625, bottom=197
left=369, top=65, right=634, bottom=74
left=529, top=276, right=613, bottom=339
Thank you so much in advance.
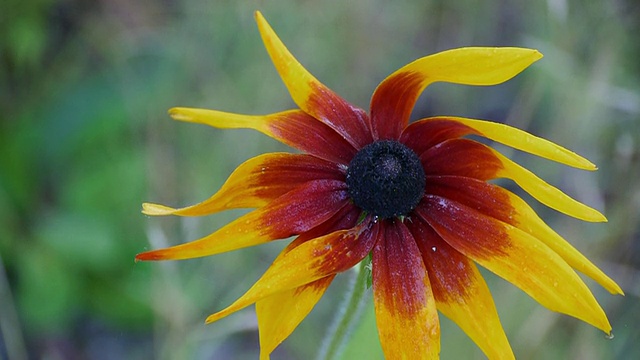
left=138, top=11, right=623, bottom=359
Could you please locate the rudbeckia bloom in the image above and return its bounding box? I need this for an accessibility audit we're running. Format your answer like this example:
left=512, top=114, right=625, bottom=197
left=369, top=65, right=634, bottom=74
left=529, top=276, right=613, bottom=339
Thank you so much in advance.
left=138, top=11, right=622, bottom=359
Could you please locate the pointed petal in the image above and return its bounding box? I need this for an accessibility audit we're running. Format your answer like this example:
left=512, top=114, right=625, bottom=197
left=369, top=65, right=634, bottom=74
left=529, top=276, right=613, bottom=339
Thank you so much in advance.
left=169, top=107, right=356, bottom=164
left=414, top=116, right=596, bottom=170
left=254, top=11, right=372, bottom=148
left=256, top=204, right=361, bottom=359
left=491, top=148, right=606, bottom=222
left=143, top=153, right=343, bottom=216
left=257, top=275, right=335, bottom=359
left=205, top=217, right=378, bottom=323
left=371, top=47, right=542, bottom=139
left=426, top=175, right=622, bottom=295
left=408, top=219, right=513, bottom=360
left=417, top=196, right=612, bottom=333
left=421, top=139, right=606, bottom=222
left=502, top=190, right=622, bottom=295
left=372, top=220, right=440, bottom=359
left=136, top=179, right=348, bottom=261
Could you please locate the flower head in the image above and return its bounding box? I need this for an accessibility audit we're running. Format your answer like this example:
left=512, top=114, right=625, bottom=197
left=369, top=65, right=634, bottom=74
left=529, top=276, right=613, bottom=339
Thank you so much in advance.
left=138, top=11, right=622, bottom=359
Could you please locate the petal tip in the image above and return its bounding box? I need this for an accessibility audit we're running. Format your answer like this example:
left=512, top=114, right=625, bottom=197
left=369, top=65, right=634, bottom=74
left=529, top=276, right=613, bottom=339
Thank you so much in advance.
left=168, top=107, right=194, bottom=122
left=142, top=202, right=177, bottom=216
left=135, top=250, right=165, bottom=261
left=205, top=313, right=221, bottom=324
left=611, top=284, right=625, bottom=296
left=532, top=49, right=544, bottom=61
left=590, top=211, right=608, bottom=223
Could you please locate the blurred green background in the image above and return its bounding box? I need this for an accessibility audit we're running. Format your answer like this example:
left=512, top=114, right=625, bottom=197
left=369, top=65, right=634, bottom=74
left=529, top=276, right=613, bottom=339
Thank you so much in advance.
left=1, top=0, right=638, bottom=359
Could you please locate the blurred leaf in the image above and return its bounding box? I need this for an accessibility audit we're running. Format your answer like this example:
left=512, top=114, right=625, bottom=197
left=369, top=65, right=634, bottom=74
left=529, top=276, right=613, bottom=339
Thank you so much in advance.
left=37, top=212, right=119, bottom=272
left=15, top=245, right=80, bottom=334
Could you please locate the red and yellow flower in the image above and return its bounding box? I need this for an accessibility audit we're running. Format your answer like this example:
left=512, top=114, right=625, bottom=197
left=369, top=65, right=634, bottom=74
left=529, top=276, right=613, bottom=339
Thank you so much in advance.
left=138, top=11, right=622, bottom=359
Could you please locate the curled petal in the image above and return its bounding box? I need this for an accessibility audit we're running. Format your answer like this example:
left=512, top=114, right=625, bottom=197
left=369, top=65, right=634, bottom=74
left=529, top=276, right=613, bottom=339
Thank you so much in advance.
left=205, top=217, right=378, bottom=323
left=422, top=139, right=606, bottom=222
left=142, top=153, right=343, bottom=216
left=371, top=47, right=542, bottom=139
left=372, top=220, right=440, bottom=359
left=136, top=180, right=348, bottom=261
left=169, top=107, right=356, bottom=164
left=417, top=196, right=612, bottom=333
left=426, top=175, right=622, bottom=295
left=408, top=219, right=513, bottom=360
left=255, top=11, right=372, bottom=148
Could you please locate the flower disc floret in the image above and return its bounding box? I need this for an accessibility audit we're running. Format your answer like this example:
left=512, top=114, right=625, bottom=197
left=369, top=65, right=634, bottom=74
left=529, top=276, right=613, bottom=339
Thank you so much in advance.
left=346, top=140, right=426, bottom=219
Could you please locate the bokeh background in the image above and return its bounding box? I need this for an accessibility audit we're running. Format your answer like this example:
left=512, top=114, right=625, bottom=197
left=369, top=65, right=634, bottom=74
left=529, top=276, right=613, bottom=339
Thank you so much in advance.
left=1, top=0, right=639, bottom=359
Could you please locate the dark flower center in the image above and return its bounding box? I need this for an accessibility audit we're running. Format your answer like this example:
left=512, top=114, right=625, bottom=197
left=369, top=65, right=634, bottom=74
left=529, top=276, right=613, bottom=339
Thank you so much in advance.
left=346, top=140, right=425, bottom=219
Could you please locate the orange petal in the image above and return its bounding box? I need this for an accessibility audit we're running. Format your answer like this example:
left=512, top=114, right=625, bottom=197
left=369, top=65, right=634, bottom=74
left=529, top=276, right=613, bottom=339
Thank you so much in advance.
left=425, top=175, right=622, bottom=295
left=142, top=153, right=343, bottom=216
left=408, top=218, right=514, bottom=359
left=372, top=220, right=440, bottom=359
left=257, top=276, right=335, bottom=360
left=254, top=11, right=372, bottom=148
left=205, top=217, right=378, bottom=323
left=169, top=107, right=356, bottom=164
left=371, top=47, right=542, bottom=139
left=136, top=180, right=348, bottom=261
left=418, top=196, right=612, bottom=333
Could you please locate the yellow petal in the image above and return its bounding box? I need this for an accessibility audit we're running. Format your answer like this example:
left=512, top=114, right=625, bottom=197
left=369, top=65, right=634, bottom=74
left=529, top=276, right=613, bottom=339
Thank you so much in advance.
left=256, top=276, right=334, bottom=359
left=136, top=180, right=349, bottom=261
left=410, top=219, right=513, bottom=359
left=169, top=107, right=356, bottom=164
left=505, top=190, right=623, bottom=294
left=420, top=138, right=605, bottom=222
left=443, top=116, right=597, bottom=170
left=372, top=221, right=440, bottom=359
left=490, top=149, right=607, bottom=222
left=425, top=174, right=621, bottom=295
left=435, top=265, right=514, bottom=360
left=205, top=219, right=378, bottom=323
left=142, top=153, right=342, bottom=216
left=398, top=47, right=542, bottom=86
left=419, top=196, right=612, bottom=333
left=371, top=48, right=542, bottom=138
left=254, top=11, right=372, bottom=148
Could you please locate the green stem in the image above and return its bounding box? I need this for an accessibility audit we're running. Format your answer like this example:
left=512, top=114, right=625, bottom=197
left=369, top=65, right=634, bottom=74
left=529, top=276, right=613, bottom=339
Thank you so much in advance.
left=317, top=259, right=371, bottom=360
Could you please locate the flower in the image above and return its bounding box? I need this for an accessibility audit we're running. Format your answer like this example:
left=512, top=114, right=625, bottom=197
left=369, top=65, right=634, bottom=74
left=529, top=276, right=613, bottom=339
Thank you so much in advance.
left=137, top=11, right=623, bottom=359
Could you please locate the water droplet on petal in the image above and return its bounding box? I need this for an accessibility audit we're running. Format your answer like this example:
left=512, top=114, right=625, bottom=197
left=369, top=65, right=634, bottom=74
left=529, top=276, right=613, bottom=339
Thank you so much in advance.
left=605, top=332, right=614, bottom=340
left=431, top=246, right=437, bottom=252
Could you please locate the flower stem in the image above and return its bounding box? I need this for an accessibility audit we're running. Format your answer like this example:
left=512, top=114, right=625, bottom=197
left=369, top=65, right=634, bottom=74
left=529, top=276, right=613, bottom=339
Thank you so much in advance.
left=317, top=259, right=371, bottom=360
